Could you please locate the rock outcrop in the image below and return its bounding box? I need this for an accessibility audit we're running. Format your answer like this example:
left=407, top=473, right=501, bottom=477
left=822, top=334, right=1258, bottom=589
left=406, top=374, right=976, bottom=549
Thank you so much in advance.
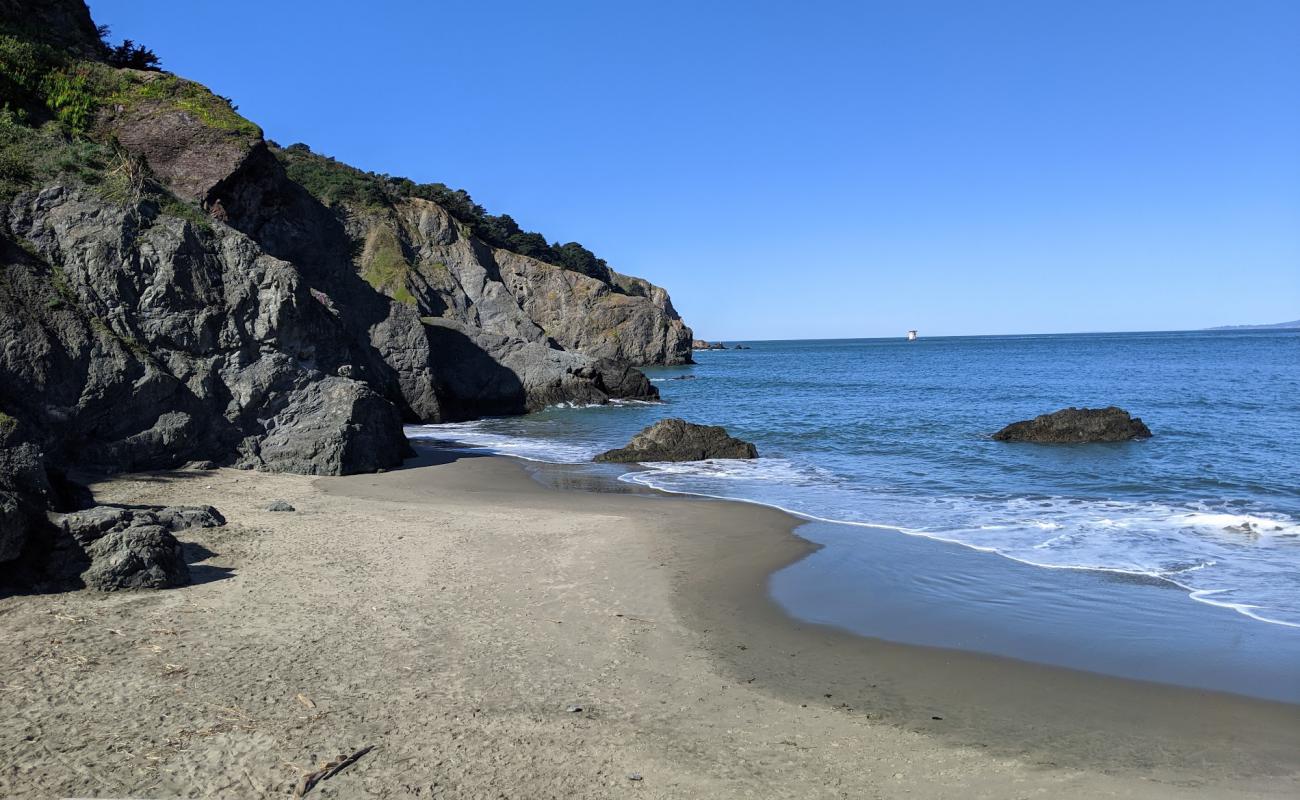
left=693, top=339, right=728, bottom=350
left=0, top=0, right=696, bottom=589
left=992, top=407, right=1153, bottom=443
left=2, top=186, right=411, bottom=475
left=594, top=419, right=759, bottom=463
left=57, top=505, right=218, bottom=590
left=0, top=437, right=54, bottom=565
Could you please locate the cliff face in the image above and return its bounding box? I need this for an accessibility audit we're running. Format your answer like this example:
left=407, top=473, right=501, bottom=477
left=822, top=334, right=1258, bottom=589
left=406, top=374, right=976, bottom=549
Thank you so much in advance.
left=2, top=184, right=409, bottom=476
left=0, top=0, right=692, bottom=583
left=344, top=197, right=694, bottom=368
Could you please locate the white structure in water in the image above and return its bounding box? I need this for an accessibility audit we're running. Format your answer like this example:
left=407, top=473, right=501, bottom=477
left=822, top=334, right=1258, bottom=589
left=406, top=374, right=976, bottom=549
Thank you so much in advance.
left=907, top=330, right=918, bottom=341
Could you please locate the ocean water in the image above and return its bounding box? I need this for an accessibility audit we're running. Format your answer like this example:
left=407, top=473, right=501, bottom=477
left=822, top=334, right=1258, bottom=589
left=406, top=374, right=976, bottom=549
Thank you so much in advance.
left=409, top=330, right=1300, bottom=689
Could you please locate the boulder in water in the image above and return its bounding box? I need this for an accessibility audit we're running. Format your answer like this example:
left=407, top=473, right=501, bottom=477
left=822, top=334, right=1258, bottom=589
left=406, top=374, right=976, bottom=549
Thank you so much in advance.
left=594, top=418, right=758, bottom=462
left=992, top=407, right=1152, bottom=443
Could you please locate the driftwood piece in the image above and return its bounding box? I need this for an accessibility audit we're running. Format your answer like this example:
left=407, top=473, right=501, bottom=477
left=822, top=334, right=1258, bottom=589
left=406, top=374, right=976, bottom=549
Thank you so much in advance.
left=294, top=745, right=374, bottom=797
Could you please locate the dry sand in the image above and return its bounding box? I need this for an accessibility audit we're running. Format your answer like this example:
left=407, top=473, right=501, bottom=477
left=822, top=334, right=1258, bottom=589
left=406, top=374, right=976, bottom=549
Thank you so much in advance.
left=1, top=450, right=1297, bottom=798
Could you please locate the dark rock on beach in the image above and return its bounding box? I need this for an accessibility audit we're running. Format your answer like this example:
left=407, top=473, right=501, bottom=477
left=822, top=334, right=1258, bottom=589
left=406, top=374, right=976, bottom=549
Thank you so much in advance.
left=594, top=418, right=759, bottom=463
left=56, top=504, right=226, bottom=590
left=155, top=505, right=227, bottom=531
left=0, top=440, right=55, bottom=564
left=81, top=523, right=189, bottom=591
left=992, top=407, right=1153, bottom=443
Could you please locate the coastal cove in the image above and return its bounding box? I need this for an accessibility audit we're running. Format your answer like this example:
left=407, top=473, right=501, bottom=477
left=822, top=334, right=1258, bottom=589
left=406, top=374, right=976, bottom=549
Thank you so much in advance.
left=2, top=451, right=1297, bottom=798
left=2, top=1, right=1297, bottom=796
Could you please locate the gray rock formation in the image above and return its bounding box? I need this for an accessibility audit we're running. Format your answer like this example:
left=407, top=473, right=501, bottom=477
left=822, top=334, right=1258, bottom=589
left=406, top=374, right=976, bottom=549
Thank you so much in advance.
left=2, top=185, right=410, bottom=475
left=594, top=418, right=759, bottom=463
left=0, top=439, right=54, bottom=564
left=154, top=505, right=226, bottom=531
left=349, top=198, right=693, bottom=367
left=992, top=407, right=1153, bottom=443
left=212, top=150, right=679, bottom=417
left=0, top=0, right=697, bottom=589
left=56, top=504, right=225, bottom=590
left=81, top=523, right=188, bottom=591
left=692, top=339, right=728, bottom=350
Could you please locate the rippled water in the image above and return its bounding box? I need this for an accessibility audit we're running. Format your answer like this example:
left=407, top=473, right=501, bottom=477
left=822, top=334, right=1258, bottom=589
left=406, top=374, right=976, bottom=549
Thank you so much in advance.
left=409, top=330, right=1300, bottom=629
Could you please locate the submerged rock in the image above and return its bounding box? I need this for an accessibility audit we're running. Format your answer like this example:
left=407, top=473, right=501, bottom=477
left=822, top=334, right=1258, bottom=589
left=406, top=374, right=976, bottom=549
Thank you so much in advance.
left=992, top=407, right=1152, bottom=443
left=594, top=418, right=759, bottom=463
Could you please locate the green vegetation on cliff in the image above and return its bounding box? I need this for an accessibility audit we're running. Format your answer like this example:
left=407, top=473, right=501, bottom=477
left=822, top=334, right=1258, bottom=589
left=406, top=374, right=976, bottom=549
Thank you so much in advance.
left=0, top=110, right=115, bottom=199
left=274, top=143, right=616, bottom=282
left=361, top=227, right=417, bottom=306
left=0, top=109, right=211, bottom=234
left=0, top=20, right=237, bottom=230
left=3, top=8, right=613, bottom=288
left=108, top=72, right=259, bottom=137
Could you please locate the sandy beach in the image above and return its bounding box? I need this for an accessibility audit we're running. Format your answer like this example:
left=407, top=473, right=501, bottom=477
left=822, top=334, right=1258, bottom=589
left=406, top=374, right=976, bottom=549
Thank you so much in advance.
left=2, top=449, right=1297, bottom=799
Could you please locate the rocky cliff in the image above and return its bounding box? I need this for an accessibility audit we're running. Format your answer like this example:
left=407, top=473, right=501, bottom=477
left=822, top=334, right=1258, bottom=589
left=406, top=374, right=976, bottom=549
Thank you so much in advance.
left=0, top=0, right=692, bottom=585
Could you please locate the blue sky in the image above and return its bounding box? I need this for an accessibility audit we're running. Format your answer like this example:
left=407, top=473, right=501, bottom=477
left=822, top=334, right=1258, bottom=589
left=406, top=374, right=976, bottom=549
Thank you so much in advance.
left=90, top=0, right=1299, bottom=339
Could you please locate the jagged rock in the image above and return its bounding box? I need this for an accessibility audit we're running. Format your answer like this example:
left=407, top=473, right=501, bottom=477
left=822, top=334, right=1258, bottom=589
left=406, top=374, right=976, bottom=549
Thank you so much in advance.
left=232, top=373, right=409, bottom=475
left=82, top=524, right=188, bottom=590
left=3, top=185, right=409, bottom=475
left=0, top=0, right=705, bottom=596
left=0, top=440, right=54, bottom=564
left=211, top=146, right=678, bottom=421
left=591, top=359, right=659, bottom=401
left=692, top=340, right=728, bottom=350
left=594, top=418, right=759, bottom=463
left=57, top=505, right=216, bottom=590
left=100, top=72, right=262, bottom=205
left=60, top=504, right=226, bottom=539
left=59, top=507, right=139, bottom=544
left=155, top=505, right=226, bottom=531
left=993, top=407, right=1153, bottom=443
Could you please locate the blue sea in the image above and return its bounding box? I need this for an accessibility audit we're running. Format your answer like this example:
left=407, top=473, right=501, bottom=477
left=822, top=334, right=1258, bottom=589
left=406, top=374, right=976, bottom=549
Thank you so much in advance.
left=410, top=330, right=1300, bottom=698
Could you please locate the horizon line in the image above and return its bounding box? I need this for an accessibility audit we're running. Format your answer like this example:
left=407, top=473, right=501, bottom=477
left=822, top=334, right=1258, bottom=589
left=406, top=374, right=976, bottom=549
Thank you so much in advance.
left=694, top=325, right=1299, bottom=343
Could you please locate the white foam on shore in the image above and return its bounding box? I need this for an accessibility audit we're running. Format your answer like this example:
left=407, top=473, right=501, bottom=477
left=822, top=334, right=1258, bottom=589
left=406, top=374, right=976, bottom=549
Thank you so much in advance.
left=405, top=422, right=597, bottom=464
left=624, top=464, right=1300, bottom=630
left=405, top=422, right=1300, bottom=630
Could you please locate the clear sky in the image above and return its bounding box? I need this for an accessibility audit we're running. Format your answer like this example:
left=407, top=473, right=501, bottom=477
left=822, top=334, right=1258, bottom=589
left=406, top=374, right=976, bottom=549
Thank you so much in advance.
left=89, top=0, right=1299, bottom=339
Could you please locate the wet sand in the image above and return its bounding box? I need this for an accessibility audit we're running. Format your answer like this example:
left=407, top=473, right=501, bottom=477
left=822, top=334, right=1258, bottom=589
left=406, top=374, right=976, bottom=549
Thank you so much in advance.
left=0, top=450, right=1296, bottom=798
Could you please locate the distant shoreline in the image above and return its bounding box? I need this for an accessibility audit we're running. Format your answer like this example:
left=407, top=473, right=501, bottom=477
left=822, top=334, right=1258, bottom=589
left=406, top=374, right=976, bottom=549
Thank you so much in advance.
left=1208, top=319, right=1300, bottom=330
left=692, top=326, right=1299, bottom=343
